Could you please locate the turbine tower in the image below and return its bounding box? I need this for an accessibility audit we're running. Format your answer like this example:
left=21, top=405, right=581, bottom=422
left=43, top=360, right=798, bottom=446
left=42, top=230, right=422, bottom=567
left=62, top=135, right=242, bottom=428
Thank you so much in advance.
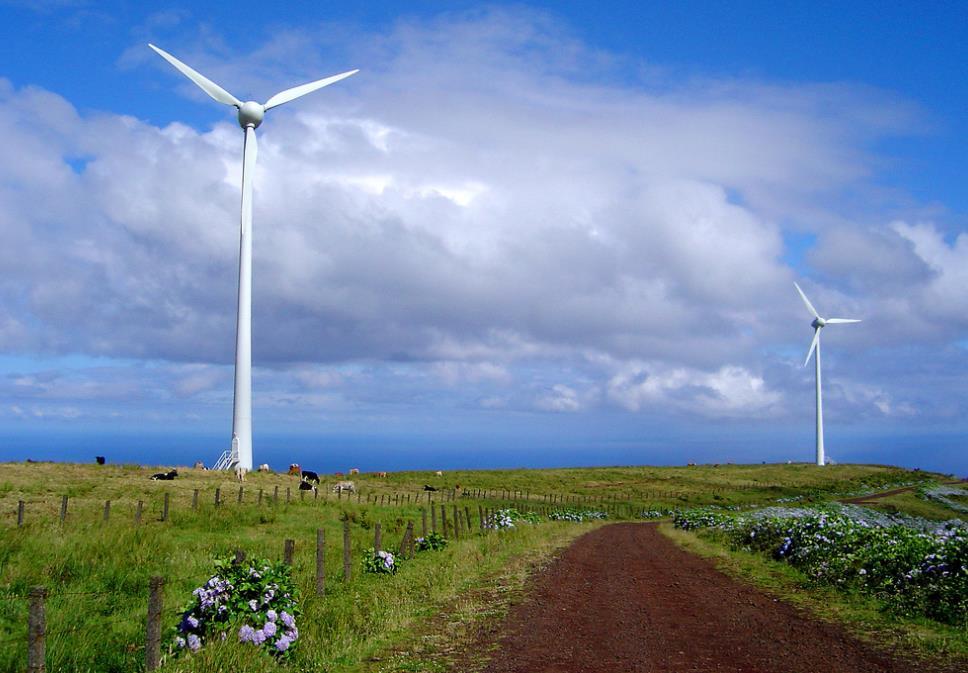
left=149, top=44, right=357, bottom=470
left=794, top=282, right=861, bottom=466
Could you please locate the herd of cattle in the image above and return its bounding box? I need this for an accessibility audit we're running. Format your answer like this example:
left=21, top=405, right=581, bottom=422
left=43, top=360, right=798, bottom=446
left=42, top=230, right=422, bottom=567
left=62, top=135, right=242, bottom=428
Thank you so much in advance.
left=138, top=459, right=447, bottom=492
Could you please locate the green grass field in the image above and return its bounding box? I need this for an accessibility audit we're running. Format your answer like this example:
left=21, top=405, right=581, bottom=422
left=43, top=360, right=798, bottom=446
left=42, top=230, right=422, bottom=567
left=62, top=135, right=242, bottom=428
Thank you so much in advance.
left=0, top=461, right=951, bottom=672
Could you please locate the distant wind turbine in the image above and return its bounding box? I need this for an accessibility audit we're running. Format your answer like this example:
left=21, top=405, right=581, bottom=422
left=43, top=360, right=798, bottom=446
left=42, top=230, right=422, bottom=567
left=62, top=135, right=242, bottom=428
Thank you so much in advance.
left=149, top=44, right=358, bottom=471
left=794, top=282, right=861, bottom=466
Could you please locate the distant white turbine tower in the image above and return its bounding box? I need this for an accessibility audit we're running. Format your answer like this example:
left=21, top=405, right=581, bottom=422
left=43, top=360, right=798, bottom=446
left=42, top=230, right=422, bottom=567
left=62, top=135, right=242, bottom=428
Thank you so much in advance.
left=149, top=44, right=358, bottom=471
left=794, top=282, right=861, bottom=466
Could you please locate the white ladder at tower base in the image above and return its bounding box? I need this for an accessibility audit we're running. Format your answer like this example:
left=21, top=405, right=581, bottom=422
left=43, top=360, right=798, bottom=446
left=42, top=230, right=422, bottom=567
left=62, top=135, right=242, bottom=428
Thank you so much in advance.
left=213, top=450, right=233, bottom=471
left=213, top=435, right=240, bottom=471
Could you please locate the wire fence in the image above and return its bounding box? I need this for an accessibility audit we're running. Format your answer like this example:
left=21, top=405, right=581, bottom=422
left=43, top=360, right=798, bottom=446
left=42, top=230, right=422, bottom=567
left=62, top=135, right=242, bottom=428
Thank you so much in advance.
left=2, top=479, right=689, bottom=531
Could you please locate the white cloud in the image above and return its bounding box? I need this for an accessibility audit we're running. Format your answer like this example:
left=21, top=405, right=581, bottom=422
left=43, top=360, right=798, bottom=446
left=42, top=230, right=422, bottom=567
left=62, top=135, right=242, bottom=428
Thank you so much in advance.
left=535, top=384, right=587, bottom=413
left=431, top=361, right=510, bottom=386
left=607, top=361, right=783, bottom=418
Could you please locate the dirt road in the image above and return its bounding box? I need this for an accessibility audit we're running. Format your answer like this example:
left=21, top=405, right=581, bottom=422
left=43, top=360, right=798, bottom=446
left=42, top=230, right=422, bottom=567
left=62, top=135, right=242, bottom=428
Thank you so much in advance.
left=479, top=523, right=956, bottom=673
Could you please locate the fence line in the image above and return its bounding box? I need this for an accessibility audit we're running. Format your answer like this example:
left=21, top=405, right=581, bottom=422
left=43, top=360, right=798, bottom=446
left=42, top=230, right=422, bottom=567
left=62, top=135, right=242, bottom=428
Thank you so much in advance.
left=6, top=480, right=682, bottom=531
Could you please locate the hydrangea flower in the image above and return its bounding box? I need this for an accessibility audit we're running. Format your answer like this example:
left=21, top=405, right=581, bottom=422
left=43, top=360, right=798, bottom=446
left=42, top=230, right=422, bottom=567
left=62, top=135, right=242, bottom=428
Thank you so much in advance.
left=238, top=625, right=256, bottom=643
left=172, top=556, right=300, bottom=658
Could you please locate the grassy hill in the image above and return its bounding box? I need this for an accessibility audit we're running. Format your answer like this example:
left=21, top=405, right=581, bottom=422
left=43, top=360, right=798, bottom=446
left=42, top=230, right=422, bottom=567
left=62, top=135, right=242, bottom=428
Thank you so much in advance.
left=0, top=461, right=949, bottom=672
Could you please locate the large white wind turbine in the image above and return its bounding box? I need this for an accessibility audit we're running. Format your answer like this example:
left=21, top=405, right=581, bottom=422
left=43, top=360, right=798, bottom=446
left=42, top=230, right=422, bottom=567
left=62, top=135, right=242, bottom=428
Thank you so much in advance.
left=794, top=282, right=861, bottom=466
left=149, top=44, right=358, bottom=471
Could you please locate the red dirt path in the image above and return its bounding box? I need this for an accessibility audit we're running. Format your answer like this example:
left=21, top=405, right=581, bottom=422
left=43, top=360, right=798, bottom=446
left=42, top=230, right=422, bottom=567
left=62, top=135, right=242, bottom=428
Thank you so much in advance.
left=479, top=523, right=958, bottom=673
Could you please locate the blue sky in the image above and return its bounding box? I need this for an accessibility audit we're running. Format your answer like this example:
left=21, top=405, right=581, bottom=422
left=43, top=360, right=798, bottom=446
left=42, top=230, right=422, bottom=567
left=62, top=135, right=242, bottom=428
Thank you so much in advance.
left=0, top=1, right=965, bottom=474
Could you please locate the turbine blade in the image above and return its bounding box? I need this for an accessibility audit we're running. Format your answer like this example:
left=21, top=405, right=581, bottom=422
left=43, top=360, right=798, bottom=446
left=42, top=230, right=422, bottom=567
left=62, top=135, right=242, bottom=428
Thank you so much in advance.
left=794, top=282, right=820, bottom=319
left=803, top=328, right=820, bottom=367
left=149, top=44, right=242, bottom=108
left=825, top=318, right=861, bottom=324
left=263, top=69, right=359, bottom=110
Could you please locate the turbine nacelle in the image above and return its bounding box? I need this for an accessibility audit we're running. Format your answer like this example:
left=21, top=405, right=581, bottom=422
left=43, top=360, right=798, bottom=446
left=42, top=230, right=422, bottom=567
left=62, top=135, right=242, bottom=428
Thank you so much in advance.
left=811, top=317, right=826, bottom=329
left=238, top=101, right=265, bottom=129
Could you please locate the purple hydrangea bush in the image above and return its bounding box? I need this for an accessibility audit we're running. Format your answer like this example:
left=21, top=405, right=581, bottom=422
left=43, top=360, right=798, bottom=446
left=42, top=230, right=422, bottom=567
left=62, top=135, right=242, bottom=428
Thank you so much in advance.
left=171, top=555, right=301, bottom=659
left=361, top=548, right=397, bottom=574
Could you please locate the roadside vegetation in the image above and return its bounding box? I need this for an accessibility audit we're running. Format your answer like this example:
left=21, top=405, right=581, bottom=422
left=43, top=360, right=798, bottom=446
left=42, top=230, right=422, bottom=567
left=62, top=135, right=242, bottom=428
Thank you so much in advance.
left=663, top=480, right=968, bottom=667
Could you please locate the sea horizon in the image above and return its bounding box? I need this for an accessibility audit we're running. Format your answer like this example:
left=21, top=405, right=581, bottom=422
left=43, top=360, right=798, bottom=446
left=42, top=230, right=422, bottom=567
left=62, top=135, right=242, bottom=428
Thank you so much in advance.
left=1, top=430, right=963, bottom=477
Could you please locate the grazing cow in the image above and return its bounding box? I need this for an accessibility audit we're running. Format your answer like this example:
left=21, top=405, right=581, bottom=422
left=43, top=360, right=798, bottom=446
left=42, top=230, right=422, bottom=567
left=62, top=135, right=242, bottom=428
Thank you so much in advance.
left=257, top=463, right=271, bottom=473
left=235, top=466, right=248, bottom=482
left=349, top=468, right=360, bottom=475
left=301, top=470, right=320, bottom=484
left=150, top=469, right=178, bottom=481
left=193, top=461, right=206, bottom=470
left=434, top=470, right=443, bottom=477
left=376, top=471, right=388, bottom=478
left=423, top=484, right=438, bottom=492
left=332, top=480, right=355, bottom=493
left=298, top=481, right=317, bottom=493
left=288, top=464, right=301, bottom=476
left=95, top=456, right=105, bottom=465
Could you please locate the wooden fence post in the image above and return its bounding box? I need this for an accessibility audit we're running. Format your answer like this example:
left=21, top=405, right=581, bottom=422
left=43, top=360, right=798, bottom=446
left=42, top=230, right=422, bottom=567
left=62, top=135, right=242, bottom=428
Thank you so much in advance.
left=316, top=529, right=325, bottom=596
left=215, top=488, right=221, bottom=508
left=342, top=520, right=352, bottom=582
left=452, top=505, right=460, bottom=540
left=59, top=496, right=68, bottom=524
left=135, top=500, right=143, bottom=524
left=286, top=488, right=291, bottom=505
left=421, top=507, right=427, bottom=537
left=27, top=586, right=46, bottom=673
left=258, top=488, right=264, bottom=505
left=146, top=576, right=164, bottom=671
left=465, top=506, right=472, bottom=533
left=374, top=523, right=382, bottom=551
left=162, top=493, right=169, bottom=522
left=238, top=486, right=244, bottom=504
left=18, top=500, right=25, bottom=527
left=440, top=505, right=449, bottom=538
left=192, top=489, right=199, bottom=510
left=103, top=500, right=111, bottom=522
left=284, top=539, right=295, bottom=566
left=400, top=521, right=414, bottom=558
left=273, top=486, right=279, bottom=504
left=431, top=504, right=437, bottom=533
left=478, top=505, right=484, bottom=531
